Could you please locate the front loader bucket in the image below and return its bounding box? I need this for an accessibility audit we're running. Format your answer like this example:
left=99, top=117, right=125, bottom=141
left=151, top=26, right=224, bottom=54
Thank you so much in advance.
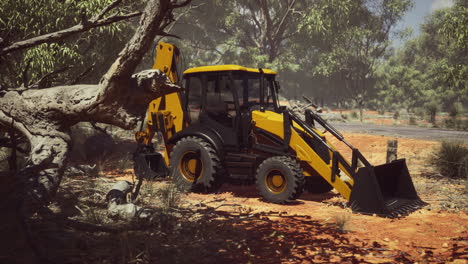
left=349, top=159, right=427, bottom=217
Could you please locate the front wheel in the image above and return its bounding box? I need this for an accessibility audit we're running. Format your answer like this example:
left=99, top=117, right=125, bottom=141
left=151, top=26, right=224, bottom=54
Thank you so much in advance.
left=256, top=156, right=304, bottom=203
left=169, top=136, right=223, bottom=193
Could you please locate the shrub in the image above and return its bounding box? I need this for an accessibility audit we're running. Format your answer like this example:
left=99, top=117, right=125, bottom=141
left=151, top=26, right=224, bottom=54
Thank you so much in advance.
left=350, top=111, right=358, bottom=119
left=409, top=116, right=417, bottom=125
left=449, top=102, right=464, bottom=118
left=413, top=107, right=425, bottom=120
left=393, top=110, right=400, bottom=120
left=424, top=101, right=439, bottom=124
left=377, top=109, right=385, bottom=115
left=333, top=214, right=351, bottom=233
left=430, top=141, right=468, bottom=179
left=444, top=118, right=461, bottom=129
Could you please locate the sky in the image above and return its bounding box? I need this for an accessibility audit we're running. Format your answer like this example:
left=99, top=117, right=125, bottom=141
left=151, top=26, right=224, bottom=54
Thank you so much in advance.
left=392, top=0, right=455, bottom=47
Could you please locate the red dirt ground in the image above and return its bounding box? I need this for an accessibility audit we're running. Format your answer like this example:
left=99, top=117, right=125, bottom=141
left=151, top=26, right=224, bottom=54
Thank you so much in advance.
left=106, top=132, right=467, bottom=264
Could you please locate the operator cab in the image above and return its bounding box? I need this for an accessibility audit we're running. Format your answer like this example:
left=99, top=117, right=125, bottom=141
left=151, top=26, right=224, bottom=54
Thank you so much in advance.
left=182, top=65, right=279, bottom=150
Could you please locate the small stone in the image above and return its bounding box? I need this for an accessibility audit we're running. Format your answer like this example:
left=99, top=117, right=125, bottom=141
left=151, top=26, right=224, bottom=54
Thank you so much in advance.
left=442, top=242, right=449, bottom=248
left=383, top=238, right=390, bottom=242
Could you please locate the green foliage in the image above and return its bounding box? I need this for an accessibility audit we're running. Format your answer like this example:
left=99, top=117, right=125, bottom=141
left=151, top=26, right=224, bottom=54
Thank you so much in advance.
left=449, top=102, right=464, bottom=118
left=413, top=107, right=426, bottom=120
left=375, top=0, right=467, bottom=112
left=443, top=118, right=465, bottom=130
left=171, top=0, right=411, bottom=102
left=0, top=0, right=142, bottom=87
left=350, top=111, right=359, bottom=119
left=430, top=141, right=468, bottom=179
left=424, top=101, right=439, bottom=124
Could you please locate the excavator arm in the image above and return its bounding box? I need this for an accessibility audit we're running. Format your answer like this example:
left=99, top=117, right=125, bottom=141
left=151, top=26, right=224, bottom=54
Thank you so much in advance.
left=133, top=42, right=186, bottom=179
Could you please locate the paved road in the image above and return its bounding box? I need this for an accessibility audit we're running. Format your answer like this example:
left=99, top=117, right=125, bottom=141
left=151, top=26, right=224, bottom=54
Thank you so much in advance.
left=327, top=121, right=468, bottom=142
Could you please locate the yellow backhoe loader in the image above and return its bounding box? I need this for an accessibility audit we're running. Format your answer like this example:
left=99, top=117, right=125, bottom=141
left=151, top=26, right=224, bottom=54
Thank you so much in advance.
left=133, top=42, right=427, bottom=217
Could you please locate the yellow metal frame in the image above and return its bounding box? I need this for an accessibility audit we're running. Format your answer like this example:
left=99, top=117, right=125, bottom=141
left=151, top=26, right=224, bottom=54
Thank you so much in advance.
left=136, top=42, right=185, bottom=166
left=251, top=110, right=354, bottom=200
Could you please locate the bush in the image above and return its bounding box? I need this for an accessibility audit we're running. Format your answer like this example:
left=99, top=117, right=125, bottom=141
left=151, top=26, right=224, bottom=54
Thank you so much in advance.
left=350, top=111, right=358, bottom=119
left=393, top=110, right=400, bottom=120
left=430, top=141, right=468, bottom=179
left=333, top=214, right=351, bottom=233
left=424, top=101, right=439, bottom=124
left=449, top=102, right=464, bottom=118
left=444, top=118, right=462, bottom=130
left=409, top=116, right=417, bottom=125
left=377, top=109, right=385, bottom=115
left=413, top=107, right=425, bottom=120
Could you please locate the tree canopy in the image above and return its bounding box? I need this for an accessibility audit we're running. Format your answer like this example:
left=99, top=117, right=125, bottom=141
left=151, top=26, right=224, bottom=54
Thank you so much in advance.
left=374, top=0, right=467, bottom=112
left=0, top=0, right=144, bottom=88
left=168, top=0, right=412, bottom=105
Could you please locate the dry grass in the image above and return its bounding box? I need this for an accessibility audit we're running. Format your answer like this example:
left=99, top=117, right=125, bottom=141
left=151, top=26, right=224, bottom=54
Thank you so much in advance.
left=429, top=141, right=467, bottom=179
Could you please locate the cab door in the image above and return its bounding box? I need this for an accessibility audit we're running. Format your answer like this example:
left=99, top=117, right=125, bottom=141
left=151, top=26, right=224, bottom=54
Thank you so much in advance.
left=184, top=72, right=241, bottom=150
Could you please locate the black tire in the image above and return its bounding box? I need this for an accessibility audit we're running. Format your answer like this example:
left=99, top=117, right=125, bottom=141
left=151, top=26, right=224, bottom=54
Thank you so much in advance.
left=255, top=156, right=304, bottom=203
left=169, top=136, right=223, bottom=193
left=304, top=176, right=333, bottom=194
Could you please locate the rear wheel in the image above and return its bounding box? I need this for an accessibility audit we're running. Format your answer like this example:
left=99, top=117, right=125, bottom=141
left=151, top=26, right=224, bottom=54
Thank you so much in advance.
left=304, top=176, right=333, bottom=194
left=169, top=136, right=223, bottom=193
left=256, top=156, right=304, bottom=203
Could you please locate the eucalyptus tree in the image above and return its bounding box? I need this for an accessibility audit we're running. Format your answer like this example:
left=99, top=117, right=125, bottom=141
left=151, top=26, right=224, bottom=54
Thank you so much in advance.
left=169, top=0, right=412, bottom=105
left=374, top=0, right=467, bottom=113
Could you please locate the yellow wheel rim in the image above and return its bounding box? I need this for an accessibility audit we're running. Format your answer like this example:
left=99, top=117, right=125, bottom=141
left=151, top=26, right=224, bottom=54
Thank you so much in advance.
left=265, top=170, right=286, bottom=194
left=179, top=151, right=203, bottom=182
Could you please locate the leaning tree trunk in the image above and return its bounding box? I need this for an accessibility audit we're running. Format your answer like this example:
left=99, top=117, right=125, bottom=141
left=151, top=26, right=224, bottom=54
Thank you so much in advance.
left=0, top=0, right=185, bottom=210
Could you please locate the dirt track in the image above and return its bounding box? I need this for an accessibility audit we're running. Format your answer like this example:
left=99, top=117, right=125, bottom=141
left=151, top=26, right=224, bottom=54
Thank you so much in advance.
left=104, top=130, right=467, bottom=263
left=180, top=184, right=467, bottom=263
left=99, top=115, right=468, bottom=263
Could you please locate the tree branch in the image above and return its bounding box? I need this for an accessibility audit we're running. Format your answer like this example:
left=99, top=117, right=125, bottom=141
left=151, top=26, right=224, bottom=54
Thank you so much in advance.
left=21, top=58, right=32, bottom=88
left=70, top=63, right=96, bottom=85
left=0, top=12, right=141, bottom=56
left=171, top=0, right=192, bottom=8
left=33, top=66, right=73, bottom=89
left=273, top=0, right=296, bottom=42
left=157, top=2, right=201, bottom=42
left=94, top=0, right=123, bottom=21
